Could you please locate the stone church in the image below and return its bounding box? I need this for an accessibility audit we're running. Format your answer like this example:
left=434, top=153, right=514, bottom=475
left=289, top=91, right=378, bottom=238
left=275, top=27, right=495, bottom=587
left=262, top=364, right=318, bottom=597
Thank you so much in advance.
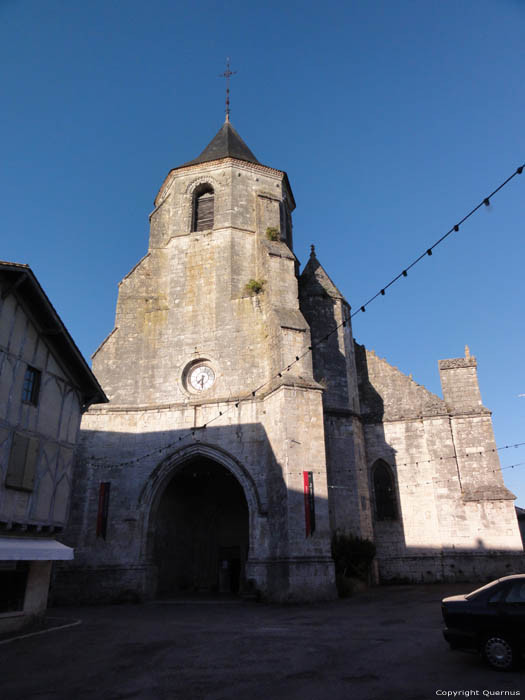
left=55, top=118, right=523, bottom=603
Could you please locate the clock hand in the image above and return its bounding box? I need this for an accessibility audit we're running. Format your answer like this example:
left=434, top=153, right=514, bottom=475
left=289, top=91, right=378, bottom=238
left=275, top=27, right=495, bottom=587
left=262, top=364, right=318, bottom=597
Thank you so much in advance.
left=198, top=375, right=205, bottom=388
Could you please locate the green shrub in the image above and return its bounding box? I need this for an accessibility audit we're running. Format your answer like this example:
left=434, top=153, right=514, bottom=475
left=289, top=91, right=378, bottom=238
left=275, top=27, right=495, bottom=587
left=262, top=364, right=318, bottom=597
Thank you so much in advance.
left=331, top=532, right=376, bottom=596
left=335, top=574, right=355, bottom=598
left=266, top=227, right=280, bottom=241
left=245, top=279, right=266, bottom=295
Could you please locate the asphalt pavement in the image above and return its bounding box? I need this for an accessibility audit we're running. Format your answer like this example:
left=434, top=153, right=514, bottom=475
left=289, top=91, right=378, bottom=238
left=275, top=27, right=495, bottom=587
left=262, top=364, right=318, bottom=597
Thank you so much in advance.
left=0, top=584, right=522, bottom=700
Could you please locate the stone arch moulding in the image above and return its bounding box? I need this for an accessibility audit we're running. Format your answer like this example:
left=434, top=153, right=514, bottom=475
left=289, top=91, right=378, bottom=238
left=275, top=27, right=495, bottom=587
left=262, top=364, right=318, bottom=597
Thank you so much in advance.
left=184, top=175, right=220, bottom=233
left=138, top=441, right=266, bottom=559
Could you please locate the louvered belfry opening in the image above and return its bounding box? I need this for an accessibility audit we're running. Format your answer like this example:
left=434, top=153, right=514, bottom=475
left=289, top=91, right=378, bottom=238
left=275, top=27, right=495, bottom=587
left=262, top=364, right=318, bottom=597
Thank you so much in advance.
left=193, top=185, right=214, bottom=231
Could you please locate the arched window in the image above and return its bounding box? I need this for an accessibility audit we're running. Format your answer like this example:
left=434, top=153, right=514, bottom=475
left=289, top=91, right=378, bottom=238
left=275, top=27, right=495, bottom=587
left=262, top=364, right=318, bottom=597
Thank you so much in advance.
left=372, top=460, right=397, bottom=521
left=193, top=185, right=214, bottom=231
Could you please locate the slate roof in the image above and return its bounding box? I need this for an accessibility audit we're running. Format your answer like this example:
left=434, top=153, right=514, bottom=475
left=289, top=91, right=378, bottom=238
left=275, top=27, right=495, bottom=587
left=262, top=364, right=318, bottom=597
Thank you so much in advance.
left=179, top=119, right=259, bottom=168
left=299, top=246, right=346, bottom=300
left=0, top=261, right=107, bottom=408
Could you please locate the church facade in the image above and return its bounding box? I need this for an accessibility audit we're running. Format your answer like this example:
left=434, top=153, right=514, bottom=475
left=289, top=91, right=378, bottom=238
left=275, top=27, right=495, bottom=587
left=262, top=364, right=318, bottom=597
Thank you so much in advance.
left=55, top=120, right=523, bottom=603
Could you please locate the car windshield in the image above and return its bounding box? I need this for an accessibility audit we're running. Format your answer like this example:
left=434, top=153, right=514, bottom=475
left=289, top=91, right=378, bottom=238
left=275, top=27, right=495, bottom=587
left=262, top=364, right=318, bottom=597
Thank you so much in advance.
left=465, top=580, right=502, bottom=599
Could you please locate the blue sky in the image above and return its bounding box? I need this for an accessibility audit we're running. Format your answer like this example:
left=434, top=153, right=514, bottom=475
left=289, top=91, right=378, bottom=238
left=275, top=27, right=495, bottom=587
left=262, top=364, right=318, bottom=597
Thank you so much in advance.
left=1, top=0, right=524, bottom=502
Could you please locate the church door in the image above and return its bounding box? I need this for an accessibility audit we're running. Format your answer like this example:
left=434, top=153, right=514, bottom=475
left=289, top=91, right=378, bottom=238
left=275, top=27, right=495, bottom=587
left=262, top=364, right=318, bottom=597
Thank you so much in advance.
left=153, top=458, right=249, bottom=597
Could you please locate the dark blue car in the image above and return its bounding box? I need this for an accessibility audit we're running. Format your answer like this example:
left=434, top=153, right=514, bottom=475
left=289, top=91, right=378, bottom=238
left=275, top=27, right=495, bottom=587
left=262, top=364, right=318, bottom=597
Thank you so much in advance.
left=441, top=574, right=525, bottom=670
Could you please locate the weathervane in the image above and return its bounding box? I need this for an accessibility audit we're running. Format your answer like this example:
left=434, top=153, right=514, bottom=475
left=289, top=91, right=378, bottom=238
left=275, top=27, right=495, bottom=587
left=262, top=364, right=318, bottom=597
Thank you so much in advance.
left=219, top=57, right=236, bottom=122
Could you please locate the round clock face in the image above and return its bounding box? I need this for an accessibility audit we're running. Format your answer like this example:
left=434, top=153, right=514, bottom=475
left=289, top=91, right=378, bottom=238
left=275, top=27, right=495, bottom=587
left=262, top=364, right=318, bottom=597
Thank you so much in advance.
left=188, top=364, right=215, bottom=392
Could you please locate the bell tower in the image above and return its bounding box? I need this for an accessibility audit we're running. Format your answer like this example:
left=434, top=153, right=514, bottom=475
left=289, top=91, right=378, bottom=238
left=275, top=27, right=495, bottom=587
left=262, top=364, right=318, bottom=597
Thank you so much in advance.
left=93, top=119, right=305, bottom=405
left=65, top=119, right=337, bottom=602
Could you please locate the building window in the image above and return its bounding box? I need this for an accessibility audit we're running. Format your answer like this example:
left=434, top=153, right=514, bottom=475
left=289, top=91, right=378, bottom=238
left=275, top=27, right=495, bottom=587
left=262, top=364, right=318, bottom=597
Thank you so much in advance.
left=22, top=366, right=41, bottom=405
left=192, top=185, right=214, bottom=231
left=372, top=460, right=398, bottom=521
left=5, top=433, right=39, bottom=491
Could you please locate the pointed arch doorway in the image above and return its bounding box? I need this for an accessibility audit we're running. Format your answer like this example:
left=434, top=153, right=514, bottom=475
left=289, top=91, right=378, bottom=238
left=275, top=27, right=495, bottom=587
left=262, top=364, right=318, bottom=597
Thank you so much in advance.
left=153, top=457, right=249, bottom=597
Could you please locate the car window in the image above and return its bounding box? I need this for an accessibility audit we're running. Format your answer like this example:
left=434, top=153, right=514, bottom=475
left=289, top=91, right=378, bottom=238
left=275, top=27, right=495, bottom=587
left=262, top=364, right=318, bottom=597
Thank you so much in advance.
left=466, top=580, right=502, bottom=599
left=488, top=588, right=507, bottom=603
left=505, top=582, right=525, bottom=603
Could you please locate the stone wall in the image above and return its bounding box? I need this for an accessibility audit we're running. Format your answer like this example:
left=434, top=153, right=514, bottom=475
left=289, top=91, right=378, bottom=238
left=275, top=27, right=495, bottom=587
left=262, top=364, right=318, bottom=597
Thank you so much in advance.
left=56, top=154, right=336, bottom=603
left=377, top=552, right=525, bottom=583
left=299, top=251, right=373, bottom=542
left=93, top=159, right=304, bottom=408
left=56, top=134, right=524, bottom=601
left=57, top=384, right=336, bottom=602
left=356, top=344, right=523, bottom=581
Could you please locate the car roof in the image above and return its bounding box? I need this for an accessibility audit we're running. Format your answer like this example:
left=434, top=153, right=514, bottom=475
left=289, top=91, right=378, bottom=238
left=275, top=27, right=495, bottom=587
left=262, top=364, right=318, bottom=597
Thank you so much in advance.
left=496, top=574, right=525, bottom=582
left=465, top=573, right=525, bottom=598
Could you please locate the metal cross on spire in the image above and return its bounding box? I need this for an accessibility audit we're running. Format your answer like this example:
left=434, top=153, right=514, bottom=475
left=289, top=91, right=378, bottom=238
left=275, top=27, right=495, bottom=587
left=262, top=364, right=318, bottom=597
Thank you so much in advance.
left=219, top=57, right=236, bottom=122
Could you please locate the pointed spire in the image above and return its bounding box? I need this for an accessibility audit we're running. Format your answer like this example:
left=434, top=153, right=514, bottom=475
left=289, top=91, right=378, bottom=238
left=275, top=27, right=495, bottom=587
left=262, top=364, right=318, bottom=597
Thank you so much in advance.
left=179, top=120, right=259, bottom=168
left=300, top=246, right=346, bottom=300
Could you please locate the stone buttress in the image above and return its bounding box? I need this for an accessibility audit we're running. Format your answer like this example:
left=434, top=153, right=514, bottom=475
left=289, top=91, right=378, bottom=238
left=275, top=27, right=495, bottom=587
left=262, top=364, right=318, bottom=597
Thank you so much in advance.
left=299, top=248, right=373, bottom=542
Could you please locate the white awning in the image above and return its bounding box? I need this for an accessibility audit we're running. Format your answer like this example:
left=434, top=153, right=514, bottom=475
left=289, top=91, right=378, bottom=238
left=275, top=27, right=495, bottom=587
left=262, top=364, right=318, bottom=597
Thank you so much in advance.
left=0, top=537, right=73, bottom=561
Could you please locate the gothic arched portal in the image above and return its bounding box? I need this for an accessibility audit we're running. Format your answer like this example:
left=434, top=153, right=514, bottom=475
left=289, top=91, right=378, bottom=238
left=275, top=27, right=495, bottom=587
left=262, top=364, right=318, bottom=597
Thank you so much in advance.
left=152, top=456, right=249, bottom=596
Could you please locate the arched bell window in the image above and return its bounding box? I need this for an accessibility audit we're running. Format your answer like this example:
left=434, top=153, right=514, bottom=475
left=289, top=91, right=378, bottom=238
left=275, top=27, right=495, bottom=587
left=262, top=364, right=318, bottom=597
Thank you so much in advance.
left=372, top=460, right=398, bottom=521
left=192, top=184, right=214, bottom=231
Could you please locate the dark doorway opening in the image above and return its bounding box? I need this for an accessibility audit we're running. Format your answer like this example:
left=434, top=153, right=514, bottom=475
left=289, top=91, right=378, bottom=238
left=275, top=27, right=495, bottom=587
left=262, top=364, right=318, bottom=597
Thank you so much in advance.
left=0, top=562, right=28, bottom=613
left=154, top=458, right=249, bottom=597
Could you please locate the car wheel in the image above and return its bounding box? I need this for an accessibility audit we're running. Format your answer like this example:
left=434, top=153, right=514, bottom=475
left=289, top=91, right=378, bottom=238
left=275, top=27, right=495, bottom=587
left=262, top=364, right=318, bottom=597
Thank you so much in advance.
left=482, top=634, right=516, bottom=671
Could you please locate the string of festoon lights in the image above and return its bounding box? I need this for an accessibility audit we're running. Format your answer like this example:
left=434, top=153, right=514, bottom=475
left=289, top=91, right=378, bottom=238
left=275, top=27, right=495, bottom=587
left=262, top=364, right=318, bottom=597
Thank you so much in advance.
left=329, top=461, right=525, bottom=493
left=81, top=162, right=524, bottom=472
left=81, top=440, right=525, bottom=469
left=275, top=443, right=525, bottom=484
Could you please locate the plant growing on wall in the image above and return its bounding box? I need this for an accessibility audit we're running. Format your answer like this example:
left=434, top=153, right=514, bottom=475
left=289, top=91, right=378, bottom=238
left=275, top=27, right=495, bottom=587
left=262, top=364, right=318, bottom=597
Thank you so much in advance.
left=245, top=279, right=266, bottom=295
left=266, top=227, right=280, bottom=241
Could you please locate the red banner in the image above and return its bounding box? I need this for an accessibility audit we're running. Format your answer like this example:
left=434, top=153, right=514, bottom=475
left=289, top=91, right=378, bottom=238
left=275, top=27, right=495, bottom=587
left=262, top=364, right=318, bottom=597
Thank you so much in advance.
left=303, top=471, right=316, bottom=537
left=96, top=482, right=110, bottom=539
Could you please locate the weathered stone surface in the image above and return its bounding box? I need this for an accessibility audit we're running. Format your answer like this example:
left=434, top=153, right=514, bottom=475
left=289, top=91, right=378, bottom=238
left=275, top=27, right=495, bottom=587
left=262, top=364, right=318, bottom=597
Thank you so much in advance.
left=56, top=133, right=336, bottom=603
left=55, top=122, right=523, bottom=602
left=352, top=345, right=522, bottom=581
